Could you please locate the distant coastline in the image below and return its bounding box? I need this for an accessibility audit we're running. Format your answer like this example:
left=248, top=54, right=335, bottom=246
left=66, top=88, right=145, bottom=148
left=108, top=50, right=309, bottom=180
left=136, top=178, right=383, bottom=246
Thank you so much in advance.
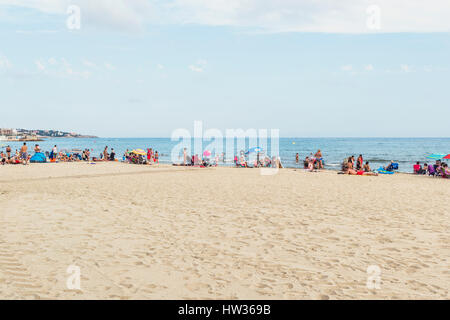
left=0, top=127, right=98, bottom=141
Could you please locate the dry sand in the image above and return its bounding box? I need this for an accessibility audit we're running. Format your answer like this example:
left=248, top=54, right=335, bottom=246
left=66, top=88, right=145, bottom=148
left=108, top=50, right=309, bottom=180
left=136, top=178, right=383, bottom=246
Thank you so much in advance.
left=0, top=162, right=448, bottom=299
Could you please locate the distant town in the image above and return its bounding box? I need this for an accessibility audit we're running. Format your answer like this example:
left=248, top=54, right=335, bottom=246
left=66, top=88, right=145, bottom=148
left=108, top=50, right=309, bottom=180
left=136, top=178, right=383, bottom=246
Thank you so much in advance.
left=0, top=128, right=97, bottom=141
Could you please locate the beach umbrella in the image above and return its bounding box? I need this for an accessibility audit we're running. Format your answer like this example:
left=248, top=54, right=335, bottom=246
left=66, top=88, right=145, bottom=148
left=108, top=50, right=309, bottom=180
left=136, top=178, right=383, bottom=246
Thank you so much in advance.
left=444, top=154, right=450, bottom=160
left=132, top=149, right=146, bottom=156
left=245, top=147, right=263, bottom=154
left=426, top=153, right=446, bottom=160
left=203, top=150, right=211, bottom=157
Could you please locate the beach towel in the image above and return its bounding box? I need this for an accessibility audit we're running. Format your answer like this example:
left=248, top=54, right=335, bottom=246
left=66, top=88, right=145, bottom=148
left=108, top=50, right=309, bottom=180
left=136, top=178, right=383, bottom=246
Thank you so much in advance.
left=377, top=167, right=395, bottom=175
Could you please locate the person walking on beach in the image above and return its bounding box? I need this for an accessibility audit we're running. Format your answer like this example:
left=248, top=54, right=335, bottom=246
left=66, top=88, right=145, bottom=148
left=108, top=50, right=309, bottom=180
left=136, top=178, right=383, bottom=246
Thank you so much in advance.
left=20, top=142, right=28, bottom=165
left=154, top=151, right=159, bottom=164
left=296, top=153, right=299, bottom=165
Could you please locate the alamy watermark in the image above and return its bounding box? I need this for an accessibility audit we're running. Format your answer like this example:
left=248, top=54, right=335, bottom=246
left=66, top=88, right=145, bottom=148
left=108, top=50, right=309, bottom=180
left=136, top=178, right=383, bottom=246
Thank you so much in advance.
left=366, top=5, right=381, bottom=30
left=171, top=121, right=280, bottom=175
left=66, top=265, right=81, bottom=290
left=67, top=5, right=81, bottom=30
left=366, top=265, right=381, bottom=290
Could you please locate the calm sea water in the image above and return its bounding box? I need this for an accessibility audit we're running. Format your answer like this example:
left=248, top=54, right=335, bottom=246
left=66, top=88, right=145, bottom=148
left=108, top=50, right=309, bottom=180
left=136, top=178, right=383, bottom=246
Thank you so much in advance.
left=2, top=138, right=449, bottom=173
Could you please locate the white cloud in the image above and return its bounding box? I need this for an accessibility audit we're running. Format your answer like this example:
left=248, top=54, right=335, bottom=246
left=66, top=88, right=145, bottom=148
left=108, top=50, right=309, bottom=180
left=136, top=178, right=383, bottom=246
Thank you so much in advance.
left=189, top=59, right=207, bottom=73
left=2, top=0, right=450, bottom=33
left=33, top=57, right=91, bottom=78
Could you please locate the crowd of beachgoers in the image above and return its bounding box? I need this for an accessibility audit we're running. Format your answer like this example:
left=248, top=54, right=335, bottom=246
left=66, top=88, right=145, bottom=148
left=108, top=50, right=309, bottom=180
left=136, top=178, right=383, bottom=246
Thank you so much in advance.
left=413, top=160, right=449, bottom=178
left=1, top=142, right=448, bottom=179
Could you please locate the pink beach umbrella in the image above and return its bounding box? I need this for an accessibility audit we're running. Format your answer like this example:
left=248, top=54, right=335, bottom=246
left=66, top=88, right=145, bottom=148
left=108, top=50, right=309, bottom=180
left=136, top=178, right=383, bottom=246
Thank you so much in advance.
left=203, top=150, right=212, bottom=157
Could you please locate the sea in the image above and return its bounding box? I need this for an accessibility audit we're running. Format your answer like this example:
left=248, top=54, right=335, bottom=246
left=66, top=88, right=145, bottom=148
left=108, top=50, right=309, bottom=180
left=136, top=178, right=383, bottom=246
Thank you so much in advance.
left=1, top=138, right=449, bottom=173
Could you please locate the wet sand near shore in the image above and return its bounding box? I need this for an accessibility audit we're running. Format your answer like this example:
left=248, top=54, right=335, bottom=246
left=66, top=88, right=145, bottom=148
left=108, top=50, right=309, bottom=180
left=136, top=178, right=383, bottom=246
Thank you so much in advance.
left=0, top=162, right=448, bottom=299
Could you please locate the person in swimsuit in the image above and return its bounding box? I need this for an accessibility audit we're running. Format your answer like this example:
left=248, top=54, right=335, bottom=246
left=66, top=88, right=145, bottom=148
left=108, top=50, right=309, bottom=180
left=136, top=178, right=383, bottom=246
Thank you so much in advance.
left=20, top=143, right=28, bottom=165
left=314, top=150, right=323, bottom=169
left=154, top=151, right=159, bottom=163
left=295, top=153, right=299, bottom=164
left=356, top=155, right=363, bottom=170
left=5, top=145, right=11, bottom=161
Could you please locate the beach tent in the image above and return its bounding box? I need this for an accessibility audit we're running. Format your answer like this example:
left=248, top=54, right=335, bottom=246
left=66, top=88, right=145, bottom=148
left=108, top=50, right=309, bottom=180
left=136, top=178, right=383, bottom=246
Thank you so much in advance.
left=444, top=154, right=450, bottom=160
left=30, top=152, right=47, bottom=163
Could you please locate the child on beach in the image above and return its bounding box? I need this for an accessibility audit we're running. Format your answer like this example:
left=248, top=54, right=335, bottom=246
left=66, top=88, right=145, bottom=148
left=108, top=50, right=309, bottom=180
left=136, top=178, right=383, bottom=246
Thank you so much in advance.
left=154, top=151, right=159, bottom=163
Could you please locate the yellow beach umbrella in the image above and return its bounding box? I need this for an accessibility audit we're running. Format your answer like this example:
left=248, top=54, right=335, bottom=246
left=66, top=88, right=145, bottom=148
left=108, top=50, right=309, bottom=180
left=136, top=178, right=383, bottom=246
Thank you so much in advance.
left=132, top=149, right=146, bottom=156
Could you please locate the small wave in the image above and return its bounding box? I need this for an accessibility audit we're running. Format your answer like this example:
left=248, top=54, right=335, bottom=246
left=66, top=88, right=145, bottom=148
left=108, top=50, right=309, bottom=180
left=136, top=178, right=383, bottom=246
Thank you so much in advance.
left=325, top=163, right=341, bottom=167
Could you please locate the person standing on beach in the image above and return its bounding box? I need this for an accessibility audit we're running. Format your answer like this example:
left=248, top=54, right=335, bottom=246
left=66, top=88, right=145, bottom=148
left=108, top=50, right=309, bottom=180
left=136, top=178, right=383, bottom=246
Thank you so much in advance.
left=20, top=143, right=28, bottom=165
left=356, top=155, right=364, bottom=170
left=314, top=150, right=323, bottom=169
left=296, top=153, right=299, bottom=164
left=154, top=151, right=159, bottom=164
left=6, top=145, right=11, bottom=159
left=51, top=145, right=57, bottom=160
left=103, top=146, right=108, bottom=161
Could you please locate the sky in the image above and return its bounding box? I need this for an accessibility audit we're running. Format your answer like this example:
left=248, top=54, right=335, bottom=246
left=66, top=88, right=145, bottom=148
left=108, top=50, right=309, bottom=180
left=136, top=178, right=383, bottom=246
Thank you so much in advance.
left=0, top=0, right=450, bottom=137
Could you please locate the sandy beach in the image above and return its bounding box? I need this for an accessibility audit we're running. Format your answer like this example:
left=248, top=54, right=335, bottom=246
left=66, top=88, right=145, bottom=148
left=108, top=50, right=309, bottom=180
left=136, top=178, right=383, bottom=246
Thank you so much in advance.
left=0, top=162, right=448, bottom=299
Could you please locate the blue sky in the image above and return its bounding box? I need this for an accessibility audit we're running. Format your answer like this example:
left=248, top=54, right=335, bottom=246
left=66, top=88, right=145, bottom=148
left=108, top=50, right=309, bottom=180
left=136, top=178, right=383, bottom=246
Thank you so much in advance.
left=1, top=1, right=450, bottom=137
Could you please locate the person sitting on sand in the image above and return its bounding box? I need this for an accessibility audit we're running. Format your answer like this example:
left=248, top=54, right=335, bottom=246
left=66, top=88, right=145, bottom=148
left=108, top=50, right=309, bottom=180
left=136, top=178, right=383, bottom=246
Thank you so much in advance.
left=363, top=161, right=372, bottom=172
left=438, top=163, right=449, bottom=178
left=413, top=162, right=421, bottom=174
left=239, top=155, right=247, bottom=167
left=384, top=160, right=395, bottom=172
left=109, top=148, right=116, bottom=161
left=421, top=163, right=428, bottom=175
left=304, top=156, right=310, bottom=169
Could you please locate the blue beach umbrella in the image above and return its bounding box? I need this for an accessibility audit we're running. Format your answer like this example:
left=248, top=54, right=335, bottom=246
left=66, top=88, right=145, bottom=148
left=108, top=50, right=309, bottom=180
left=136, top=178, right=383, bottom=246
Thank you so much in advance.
left=426, top=153, right=446, bottom=160
left=245, top=147, right=263, bottom=154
